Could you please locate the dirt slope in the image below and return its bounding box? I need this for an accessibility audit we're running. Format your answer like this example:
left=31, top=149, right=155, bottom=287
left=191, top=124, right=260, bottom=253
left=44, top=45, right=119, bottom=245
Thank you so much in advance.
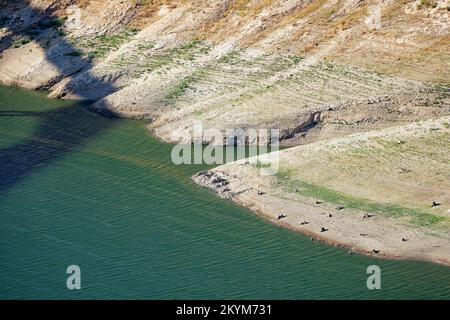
left=0, top=0, right=448, bottom=143
left=193, top=116, right=450, bottom=265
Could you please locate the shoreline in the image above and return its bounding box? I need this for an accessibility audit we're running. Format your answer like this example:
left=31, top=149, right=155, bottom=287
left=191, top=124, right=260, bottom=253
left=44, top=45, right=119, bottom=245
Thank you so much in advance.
left=193, top=168, right=450, bottom=267
left=4, top=85, right=449, bottom=267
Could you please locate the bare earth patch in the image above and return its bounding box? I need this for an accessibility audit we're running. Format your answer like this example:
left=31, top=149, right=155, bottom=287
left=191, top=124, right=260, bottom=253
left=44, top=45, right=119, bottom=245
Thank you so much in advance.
left=193, top=117, right=450, bottom=266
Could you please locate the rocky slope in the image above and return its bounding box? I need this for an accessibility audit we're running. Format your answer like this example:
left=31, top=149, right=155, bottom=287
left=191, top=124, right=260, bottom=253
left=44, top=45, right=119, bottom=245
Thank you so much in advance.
left=0, top=0, right=449, bottom=143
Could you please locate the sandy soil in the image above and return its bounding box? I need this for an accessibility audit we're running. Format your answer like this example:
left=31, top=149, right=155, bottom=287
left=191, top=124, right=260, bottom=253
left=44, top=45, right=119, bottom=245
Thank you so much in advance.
left=194, top=169, right=450, bottom=266
left=193, top=118, right=450, bottom=266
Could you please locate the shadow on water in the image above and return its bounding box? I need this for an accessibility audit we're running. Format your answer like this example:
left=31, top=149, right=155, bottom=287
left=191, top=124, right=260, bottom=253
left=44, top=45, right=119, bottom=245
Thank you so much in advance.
left=0, top=2, right=118, bottom=192
left=0, top=0, right=121, bottom=192
left=0, top=103, right=118, bottom=193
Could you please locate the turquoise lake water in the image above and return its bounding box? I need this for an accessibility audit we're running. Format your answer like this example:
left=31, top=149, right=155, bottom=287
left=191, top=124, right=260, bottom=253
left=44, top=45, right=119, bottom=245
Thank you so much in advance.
left=0, top=85, right=449, bottom=299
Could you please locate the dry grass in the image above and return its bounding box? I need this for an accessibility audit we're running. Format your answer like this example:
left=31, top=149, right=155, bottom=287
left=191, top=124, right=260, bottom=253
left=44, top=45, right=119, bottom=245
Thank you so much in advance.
left=62, top=0, right=449, bottom=82
left=275, top=117, right=450, bottom=228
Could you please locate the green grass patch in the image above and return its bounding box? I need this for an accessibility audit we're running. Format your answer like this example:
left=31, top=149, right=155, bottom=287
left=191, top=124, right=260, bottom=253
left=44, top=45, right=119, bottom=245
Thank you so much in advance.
left=277, top=169, right=447, bottom=228
left=12, top=35, right=32, bottom=48
left=165, top=70, right=207, bottom=101
left=217, top=51, right=240, bottom=64
left=77, top=28, right=140, bottom=59
left=288, top=55, right=304, bottom=64
left=166, top=77, right=192, bottom=100
left=179, top=39, right=203, bottom=50
left=37, top=17, right=66, bottom=29
left=65, top=50, right=82, bottom=57
left=109, top=40, right=211, bottom=78
left=133, top=0, right=150, bottom=5
left=418, top=0, right=438, bottom=9
left=168, top=39, right=209, bottom=61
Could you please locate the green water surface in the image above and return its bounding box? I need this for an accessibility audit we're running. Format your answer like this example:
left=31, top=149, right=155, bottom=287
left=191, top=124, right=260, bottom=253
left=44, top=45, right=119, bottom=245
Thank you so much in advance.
left=0, top=86, right=449, bottom=299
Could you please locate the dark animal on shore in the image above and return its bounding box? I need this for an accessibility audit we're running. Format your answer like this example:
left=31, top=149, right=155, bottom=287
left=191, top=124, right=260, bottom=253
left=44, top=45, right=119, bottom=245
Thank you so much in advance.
left=373, top=249, right=380, bottom=254
left=320, top=227, right=329, bottom=232
left=277, top=214, right=286, bottom=220
left=402, top=237, right=409, bottom=242
left=301, top=221, right=310, bottom=225
left=315, top=200, right=323, bottom=204
left=257, top=190, right=264, bottom=196
left=360, top=233, right=368, bottom=237
left=336, top=206, right=344, bottom=210
left=432, top=201, right=441, bottom=207
left=363, top=213, right=375, bottom=219
left=328, top=214, right=333, bottom=218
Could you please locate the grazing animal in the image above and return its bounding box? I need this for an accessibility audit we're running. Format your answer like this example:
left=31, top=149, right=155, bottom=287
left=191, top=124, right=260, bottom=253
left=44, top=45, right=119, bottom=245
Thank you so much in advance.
left=402, top=237, right=409, bottom=242
left=257, top=190, right=264, bottom=196
left=277, top=214, right=286, bottom=220
left=372, top=249, right=380, bottom=254
left=363, top=213, right=375, bottom=219
left=320, top=227, right=329, bottom=232
left=315, top=200, right=323, bottom=205
left=432, top=201, right=441, bottom=207
left=301, top=221, right=310, bottom=225
left=336, top=206, right=344, bottom=210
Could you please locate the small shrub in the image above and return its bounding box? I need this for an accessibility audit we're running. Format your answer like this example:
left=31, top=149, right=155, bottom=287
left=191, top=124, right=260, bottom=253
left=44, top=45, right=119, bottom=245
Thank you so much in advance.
left=12, top=35, right=32, bottom=48
left=65, top=50, right=82, bottom=57
left=179, top=39, right=202, bottom=51
left=165, top=71, right=206, bottom=101
left=217, top=51, right=239, bottom=64
left=37, top=17, right=66, bottom=29
left=418, top=0, right=437, bottom=9
left=41, top=39, right=51, bottom=49
left=289, top=55, right=303, bottom=64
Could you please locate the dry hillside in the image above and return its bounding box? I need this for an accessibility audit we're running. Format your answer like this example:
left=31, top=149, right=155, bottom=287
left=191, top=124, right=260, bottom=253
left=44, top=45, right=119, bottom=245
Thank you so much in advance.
left=194, top=116, right=450, bottom=264
left=0, top=0, right=448, bottom=143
